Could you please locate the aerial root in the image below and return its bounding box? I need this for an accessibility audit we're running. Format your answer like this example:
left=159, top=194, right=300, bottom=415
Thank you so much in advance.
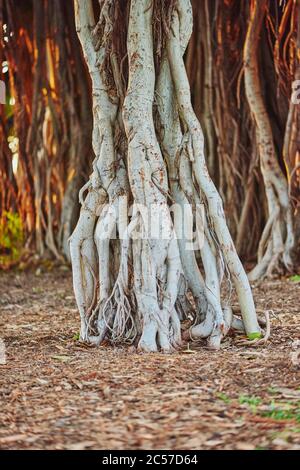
left=170, top=308, right=182, bottom=348
left=231, top=306, right=268, bottom=328
left=94, top=216, right=139, bottom=345
left=235, top=310, right=271, bottom=346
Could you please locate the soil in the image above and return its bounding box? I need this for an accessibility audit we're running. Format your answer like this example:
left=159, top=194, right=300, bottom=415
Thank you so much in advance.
left=0, top=267, right=299, bottom=450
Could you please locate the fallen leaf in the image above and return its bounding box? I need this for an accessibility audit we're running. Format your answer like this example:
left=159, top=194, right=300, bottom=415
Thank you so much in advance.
left=51, top=355, right=72, bottom=362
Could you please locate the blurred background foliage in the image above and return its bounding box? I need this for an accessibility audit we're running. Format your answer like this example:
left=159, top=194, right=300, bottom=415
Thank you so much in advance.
left=0, top=0, right=299, bottom=271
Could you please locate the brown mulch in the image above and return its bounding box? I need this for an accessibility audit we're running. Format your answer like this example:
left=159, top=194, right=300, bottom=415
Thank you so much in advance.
left=0, top=267, right=299, bottom=450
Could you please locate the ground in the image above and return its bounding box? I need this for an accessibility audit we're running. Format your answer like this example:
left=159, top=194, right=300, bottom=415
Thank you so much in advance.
left=0, top=266, right=299, bottom=450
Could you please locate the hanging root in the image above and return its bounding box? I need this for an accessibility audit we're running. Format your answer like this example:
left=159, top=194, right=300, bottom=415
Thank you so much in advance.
left=69, top=188, right=106, bottom=341
left=95, top=215, right=139, bottom=344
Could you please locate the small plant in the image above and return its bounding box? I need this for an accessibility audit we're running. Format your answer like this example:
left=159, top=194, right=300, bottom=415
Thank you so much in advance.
left=72, top=332, right=80, bottom=341
left=247, top=332, right=262, bottom=340
left=239, top=395, right=261, bottom=407
left=0, top=211, right=24, bottom=266
left=262, top=401, right=300, bottom=422
left=216, top=392, right=231, bottom=404
left=239, top=395, right=261, bottom=412
left=289, top=275, right=300, bottom=283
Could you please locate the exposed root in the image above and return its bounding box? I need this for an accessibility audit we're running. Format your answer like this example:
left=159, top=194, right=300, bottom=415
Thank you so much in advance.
left=96, top=216, right=139, bottom=344
left=69, top=188, right=106, bottom=341
left=235, top=310, right=271, bottom=347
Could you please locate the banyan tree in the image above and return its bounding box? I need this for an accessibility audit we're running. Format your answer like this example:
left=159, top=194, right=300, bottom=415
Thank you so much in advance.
left=1, top=0, right=299, bottom=349
left=70, top=0, right=265, bottom=352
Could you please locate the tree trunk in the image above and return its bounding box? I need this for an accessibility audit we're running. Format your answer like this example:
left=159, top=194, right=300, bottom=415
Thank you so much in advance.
left=70, top=0, right=262, bottom=351
left=1, top=0, right=298, bottom=270
left=244, top=0, right=295, bottom=281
